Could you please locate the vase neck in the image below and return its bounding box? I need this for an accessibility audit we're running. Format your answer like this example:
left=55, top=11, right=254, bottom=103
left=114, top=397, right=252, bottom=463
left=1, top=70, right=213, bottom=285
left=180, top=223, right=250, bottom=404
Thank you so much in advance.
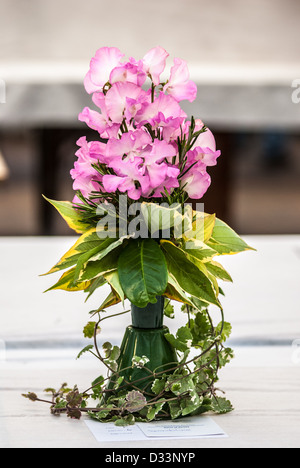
left=131, top=296, right=165, bottom=329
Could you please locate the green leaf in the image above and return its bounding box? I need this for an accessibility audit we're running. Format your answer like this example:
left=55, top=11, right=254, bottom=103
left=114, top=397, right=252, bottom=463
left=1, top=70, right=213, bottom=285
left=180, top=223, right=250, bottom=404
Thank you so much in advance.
left=147, top=399, right=166, bottom=421
left=165, top=326, right=193, bottom=352
left=184, top=212, right=216, bottom=243
left=190, top=312, right=212, bottom=345
left=103, top=270, right=125, bottom=305
left=180, top=391, right=202, bottom=416
left=132, top=356, right=150, bottom=368
left=140, top=201, right=185, bottom=235
left=118, top=239, right=168, bottom=308
left=41, top=227, right=103, bottom=276
left=84, top=276, right=107, bottom=301
left=97, top=289, right=122, bottom=311
left=42, top=196, right=90, bottom=233
left=168, top=399, right=182, bottom=419
left=79, top=243, right=121, bottom=282
left=204, top=260, right=233, bottom=282
left=114, top=414, right=135, bottom=426
left=91, top=375, right=105, bottom=399
left=83, top=322, right=97, bottom=338
left=211, top=396, right=233, bottom=414
left=44, top=267, right=91, bottom=292
left=161, top=240, right=221, bottom=309
left=215, top=321, right=232, bottom=342
left=76, top=344, right=94, bottom=360
left=207, top=218, right=255, bottom=255
left=151, top=376, right=167, bottom=395
left=164, top=300, right=175, bottom=319
left=164, top=273, right=194, bottom=306
left=182, top=238, right=218, bottom=261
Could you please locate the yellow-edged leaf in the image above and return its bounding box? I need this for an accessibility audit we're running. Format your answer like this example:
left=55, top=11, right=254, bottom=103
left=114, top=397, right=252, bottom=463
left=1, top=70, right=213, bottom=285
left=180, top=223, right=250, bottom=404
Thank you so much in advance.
left=42, top=196, right=90, bottom=234
left=184, top=212, right=216, bottom=243
left=41, top=227, right=102, bottom=275
left=45, top=267, right=91, bottom=292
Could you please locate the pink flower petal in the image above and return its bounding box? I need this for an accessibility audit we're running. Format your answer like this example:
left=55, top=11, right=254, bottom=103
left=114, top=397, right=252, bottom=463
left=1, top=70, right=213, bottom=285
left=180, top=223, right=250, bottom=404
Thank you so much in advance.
left=164, top=58, right=197, bottom=102
left=142, top=46, right=169, bottom=85
left=84, top=47, right=124, bottom=94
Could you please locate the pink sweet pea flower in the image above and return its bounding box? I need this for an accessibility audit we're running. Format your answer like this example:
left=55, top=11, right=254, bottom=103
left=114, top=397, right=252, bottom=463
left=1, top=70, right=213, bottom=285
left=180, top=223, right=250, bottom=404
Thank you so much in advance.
left=84, top=47, right=124, bottom=94
left=151, top=171, right=180, bottom=197
left=142, top=46, right=169, bottom=85
left=140, top=140, right=179, bottom=196
left=106, top=129, right=152, bottom=162
left=180, top=161, right=211, bottom=199
left=109, top=59, right=147, bottom=87
left=105, top=81, right=149, bottom=123
left=164, top=58, right=197, bottom=102
left=70, top=137, right=105, bottom=198
left=78, top=107, right=109, bottom=135
left=103, top=157, right=150, bottom=200
left=192, top=125, right=221, bottom=166
left=135, top=92, right=186, bottom=129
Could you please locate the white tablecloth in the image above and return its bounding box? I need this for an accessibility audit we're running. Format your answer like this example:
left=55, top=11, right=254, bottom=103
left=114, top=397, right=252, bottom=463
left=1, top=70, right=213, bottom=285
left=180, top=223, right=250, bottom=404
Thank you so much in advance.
left=0, top=235, right=300, bottom=448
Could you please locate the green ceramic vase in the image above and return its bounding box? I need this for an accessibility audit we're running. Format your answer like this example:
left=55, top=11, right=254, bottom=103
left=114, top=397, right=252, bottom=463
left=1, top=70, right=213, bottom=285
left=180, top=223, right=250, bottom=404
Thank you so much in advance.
left=109, top=296, right=178, bottom=396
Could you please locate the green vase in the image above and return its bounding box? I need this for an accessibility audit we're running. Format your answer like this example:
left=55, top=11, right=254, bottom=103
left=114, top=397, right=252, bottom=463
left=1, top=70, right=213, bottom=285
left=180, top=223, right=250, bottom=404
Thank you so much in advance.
left=108, top=296, right=178, bottom=397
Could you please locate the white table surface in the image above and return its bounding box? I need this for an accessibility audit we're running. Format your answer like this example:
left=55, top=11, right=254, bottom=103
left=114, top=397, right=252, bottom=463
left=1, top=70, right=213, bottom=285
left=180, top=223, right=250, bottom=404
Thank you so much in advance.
left=0, top=235, right=300, bottom=448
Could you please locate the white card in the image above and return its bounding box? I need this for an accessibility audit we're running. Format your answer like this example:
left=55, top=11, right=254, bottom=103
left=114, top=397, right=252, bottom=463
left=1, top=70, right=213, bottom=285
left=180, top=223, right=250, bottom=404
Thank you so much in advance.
left=85, top=419, right=148, bottom=442
left=85, top=416, right=227, bottom=442
left=138, top=416, right=226, bottom=438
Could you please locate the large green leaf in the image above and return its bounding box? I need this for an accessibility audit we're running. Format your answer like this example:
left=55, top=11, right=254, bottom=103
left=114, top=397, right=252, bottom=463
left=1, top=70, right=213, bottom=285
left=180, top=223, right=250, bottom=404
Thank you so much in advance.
left=140, top=201, right=191, bottom=236
left=42, top=196, right=90, bottom=234
left=42, top=227, right=104, bottom=275
left=164, top=273, right=194, bottom=306
left=44, top=267, right=91, bottom=292
left=181, top=238, right=218, bottom=262
left=184, top=212, right=216, bottom=243
left=79, top=245, right=121, bottom=282
left=118, top=239, right=168, bottom=308
left=161, top=240, right=221, bottom=309
left=207, top=218, right=255, bottom=255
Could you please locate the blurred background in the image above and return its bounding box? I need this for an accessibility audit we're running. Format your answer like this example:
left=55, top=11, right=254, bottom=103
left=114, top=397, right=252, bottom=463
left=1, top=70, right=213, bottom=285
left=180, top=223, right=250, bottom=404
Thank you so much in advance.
left=0, top=0, right=299, bottom=236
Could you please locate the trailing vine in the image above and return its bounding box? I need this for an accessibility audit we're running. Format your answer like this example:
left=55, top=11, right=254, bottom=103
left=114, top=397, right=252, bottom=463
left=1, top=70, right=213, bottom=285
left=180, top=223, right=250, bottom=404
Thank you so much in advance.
left=23, top=299, right=234, bottom=426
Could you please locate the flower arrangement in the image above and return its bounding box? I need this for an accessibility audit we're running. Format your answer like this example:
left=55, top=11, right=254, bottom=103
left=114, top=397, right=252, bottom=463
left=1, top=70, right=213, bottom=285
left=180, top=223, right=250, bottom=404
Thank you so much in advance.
left=23, top=46, right=254, bottom=425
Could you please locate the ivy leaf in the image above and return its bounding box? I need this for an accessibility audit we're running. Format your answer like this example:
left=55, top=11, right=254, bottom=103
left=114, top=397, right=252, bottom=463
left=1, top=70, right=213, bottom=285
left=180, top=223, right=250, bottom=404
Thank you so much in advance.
left=83, top=321, right=97, bottom=338
left=147, top=399, right=166, bottom=421
left=113, top=376, right=124, bottom=390
left=151, top=375, right=167, bottom=395
left=165, top=326, right=193, bottom=352
left=211, top=397, right=234, bottom=414
left=168, top=399, right=182, bottom=419
left=76, top=344, right=94, bottom=360
left=132, top=356, right=150, bottom=368
left=164, top=301, right=175, bottom=319
left=190, top=312, right=212, bottom=346
left=215, top=321, right=232, bottom=342
left=114, top=414, right=136, bottom=426
left=91, top=375, right=105, bottom=399
left=66, top=389, right=83, bottom=408
left=180, top=391, right=202, bottom=416
left=22, top=392, right=38, bottom=401
left=67, top=408, right=82, bottom=419
left=124, top=391, right=147, bottom=413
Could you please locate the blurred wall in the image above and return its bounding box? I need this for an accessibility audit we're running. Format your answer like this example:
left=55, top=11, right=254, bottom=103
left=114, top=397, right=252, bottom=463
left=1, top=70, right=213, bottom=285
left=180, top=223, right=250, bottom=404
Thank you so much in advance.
left=0, top=0, right=299, bottom=235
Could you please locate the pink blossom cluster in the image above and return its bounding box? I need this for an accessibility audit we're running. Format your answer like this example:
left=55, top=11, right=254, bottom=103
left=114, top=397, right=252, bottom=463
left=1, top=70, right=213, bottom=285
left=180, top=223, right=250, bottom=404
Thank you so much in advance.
left=71, top=46, right=220, bottom=202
